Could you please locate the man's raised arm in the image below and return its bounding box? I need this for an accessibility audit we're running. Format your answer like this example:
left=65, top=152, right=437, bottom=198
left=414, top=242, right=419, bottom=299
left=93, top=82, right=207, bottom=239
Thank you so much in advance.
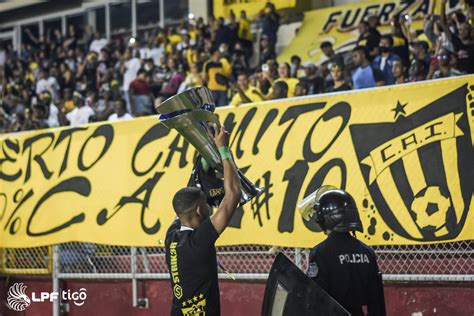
left=210, top=125, right=242, bottom=234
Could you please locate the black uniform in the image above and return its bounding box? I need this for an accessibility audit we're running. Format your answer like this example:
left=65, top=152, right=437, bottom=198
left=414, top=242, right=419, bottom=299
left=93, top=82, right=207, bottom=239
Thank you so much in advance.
left=165, top=218, right=220, bottom=316
left=308, top=232, right=385, bottom=316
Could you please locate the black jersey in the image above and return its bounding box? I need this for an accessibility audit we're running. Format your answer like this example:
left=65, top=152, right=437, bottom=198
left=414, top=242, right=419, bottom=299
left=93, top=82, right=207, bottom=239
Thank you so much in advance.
left=165, top=218, right=220, bottom=316
left=308, top=232, right=386, bottom=316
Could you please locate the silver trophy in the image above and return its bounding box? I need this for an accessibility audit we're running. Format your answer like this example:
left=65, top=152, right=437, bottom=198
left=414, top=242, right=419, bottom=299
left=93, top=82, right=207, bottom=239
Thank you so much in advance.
left=156, top=87, right=262, bottom=207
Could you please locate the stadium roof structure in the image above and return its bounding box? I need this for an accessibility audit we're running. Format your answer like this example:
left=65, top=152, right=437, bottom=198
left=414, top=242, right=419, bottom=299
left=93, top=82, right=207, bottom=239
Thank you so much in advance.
left=0, top=0, right=42, bottom=13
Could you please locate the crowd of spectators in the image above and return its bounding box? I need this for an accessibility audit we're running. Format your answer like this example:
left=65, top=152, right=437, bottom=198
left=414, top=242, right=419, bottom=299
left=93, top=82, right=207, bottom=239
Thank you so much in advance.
left=0, top=0, right=473, bottom=133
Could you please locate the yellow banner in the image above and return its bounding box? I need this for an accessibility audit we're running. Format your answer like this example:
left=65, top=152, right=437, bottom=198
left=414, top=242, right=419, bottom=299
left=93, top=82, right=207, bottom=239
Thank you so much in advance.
left=1, top=76, right=473, bottom=248
left=279, top=0, right=439, bottom=64
left=213, top=0, right=296, bottom=19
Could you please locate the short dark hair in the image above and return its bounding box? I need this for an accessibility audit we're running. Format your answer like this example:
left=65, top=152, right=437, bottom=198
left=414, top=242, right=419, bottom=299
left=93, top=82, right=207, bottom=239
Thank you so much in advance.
left=116, top=98, right=127, bottom=108
left=380, top=34, right=394, bottom=47
left=320, top=41, right=332, bottom=49
left=413, top=40, right=429, bottom=52
left=137, top=68, right=147, bottom=76
left=172, top=187, right=204, bottom=216
left=209, top=46, right=219, bottom=55
left=291, top=55, right=301, bottom=63
left=352, top=45, right=370, bottom=60
left=330, top=62, right=344, bottom=71
left=273, top=81, right=288, bottom=99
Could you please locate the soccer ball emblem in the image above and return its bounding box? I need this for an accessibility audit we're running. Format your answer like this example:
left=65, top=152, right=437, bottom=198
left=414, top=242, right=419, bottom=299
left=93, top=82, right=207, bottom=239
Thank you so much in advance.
left=410, top=186, right=452, bottom=232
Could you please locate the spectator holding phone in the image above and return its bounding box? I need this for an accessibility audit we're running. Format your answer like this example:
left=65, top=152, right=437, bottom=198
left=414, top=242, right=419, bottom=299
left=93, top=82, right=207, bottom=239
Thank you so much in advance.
left=427, top=48, right=462, bottom=79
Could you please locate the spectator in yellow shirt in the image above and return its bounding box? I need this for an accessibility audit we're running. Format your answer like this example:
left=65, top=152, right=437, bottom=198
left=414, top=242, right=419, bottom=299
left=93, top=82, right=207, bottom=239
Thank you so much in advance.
left=266, top=62, right=299, bottom=98
left=203, top=47, right=232, bottom=106
left=238, top=10, right=253, bottom=57
left=184, top=63, right=204, bottom=89
left=230, top=73, right=264, bottom=107
left=167, top=27, right=182, bottom=46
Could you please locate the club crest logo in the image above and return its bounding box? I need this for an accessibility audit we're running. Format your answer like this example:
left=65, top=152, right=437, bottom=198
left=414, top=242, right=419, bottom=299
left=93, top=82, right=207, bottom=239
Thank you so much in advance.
left=350, top=84, right=474, bottom=241
left=7, top=283, right=31, bottom=311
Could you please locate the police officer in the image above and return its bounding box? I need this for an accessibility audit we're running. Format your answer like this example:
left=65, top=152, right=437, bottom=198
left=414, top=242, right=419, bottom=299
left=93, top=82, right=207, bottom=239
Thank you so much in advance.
left=305, top=186, right=386, bottom=315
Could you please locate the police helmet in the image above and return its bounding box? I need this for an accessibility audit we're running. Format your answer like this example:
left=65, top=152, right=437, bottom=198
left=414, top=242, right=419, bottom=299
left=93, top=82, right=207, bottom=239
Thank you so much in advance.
left=313, top=186, right=363, bottom=233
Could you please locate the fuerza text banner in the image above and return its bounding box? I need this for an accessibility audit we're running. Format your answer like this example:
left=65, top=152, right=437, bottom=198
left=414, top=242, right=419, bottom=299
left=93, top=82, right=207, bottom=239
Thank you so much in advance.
left=278, top=0, right=449, bottom=64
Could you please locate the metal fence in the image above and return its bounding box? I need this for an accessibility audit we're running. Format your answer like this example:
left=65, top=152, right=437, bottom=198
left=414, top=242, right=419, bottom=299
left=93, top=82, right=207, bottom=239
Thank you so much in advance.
left=2, top=240, right=473, bottom=282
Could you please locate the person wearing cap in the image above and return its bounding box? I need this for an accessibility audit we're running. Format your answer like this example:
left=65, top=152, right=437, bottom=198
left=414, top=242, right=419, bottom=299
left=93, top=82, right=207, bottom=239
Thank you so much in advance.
left=299, top=186, right=386, bottom=316
left=299, top=61, right=325, bottom=95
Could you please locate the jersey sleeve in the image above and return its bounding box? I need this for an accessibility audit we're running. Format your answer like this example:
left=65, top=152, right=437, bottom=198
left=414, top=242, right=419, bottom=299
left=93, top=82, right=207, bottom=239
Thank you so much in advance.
left=230, top=93, right=241, bottom=106
left=203, top=61, right=211, bottom=75
left=221, top=58, right=232, bottom=77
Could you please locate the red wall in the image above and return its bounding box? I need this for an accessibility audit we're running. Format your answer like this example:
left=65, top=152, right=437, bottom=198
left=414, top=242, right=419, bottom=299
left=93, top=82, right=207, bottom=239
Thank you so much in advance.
left=1, top=278, right=473, bottom=316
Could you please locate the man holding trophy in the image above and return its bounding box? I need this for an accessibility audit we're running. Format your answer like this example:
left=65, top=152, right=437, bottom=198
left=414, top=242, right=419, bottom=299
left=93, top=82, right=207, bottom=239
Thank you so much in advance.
left=158, top=87, right=261, bottom=315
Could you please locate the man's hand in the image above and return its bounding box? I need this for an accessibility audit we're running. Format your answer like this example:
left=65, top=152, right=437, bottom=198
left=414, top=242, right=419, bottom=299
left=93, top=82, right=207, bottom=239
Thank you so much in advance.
left=209, top=124, right=241, bottom=235
left=213, top=124, right=229, bottom=148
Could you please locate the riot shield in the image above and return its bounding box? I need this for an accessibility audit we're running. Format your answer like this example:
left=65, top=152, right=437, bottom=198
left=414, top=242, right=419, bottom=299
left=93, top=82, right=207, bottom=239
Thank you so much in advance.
left=262, top=253, right=350, bottom=316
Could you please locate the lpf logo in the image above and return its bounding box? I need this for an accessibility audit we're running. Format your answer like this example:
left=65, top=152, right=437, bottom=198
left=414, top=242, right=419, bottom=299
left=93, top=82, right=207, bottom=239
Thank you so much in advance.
left=7, top=283, right=30, bottom=311
left=7, top=283, right=87, bottom=311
